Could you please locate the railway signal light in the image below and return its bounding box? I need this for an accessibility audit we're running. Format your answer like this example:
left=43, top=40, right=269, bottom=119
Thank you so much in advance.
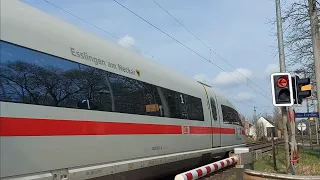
left=292, top=75, right=311, bottom=104
left=271, top=73, right=294, bottom=106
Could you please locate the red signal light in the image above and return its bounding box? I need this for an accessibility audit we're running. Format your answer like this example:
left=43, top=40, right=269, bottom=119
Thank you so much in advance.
left=277, top=76, right=288, bottom=88
left=271, top=73, right=294, bottom=106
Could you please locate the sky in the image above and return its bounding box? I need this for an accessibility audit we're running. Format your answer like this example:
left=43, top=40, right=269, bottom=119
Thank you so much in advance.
left=20, top=0, right=312, bottom=120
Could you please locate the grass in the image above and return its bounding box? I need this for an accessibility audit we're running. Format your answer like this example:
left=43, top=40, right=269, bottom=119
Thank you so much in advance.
left=245, top=137, right=256, bottom=143
left=254, top=146, right=320, bottom=176
left=227, top=175, right=236, bottom=180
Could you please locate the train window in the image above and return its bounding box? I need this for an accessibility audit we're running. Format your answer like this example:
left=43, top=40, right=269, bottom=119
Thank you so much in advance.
left=163, top=89, right=182, bottom=119
left=221, top=105, right=243, bottom=127
left=186, top=95, right=204, bottom=121
left=0, top=40, right=204, bottom=121
left=154, top=88, right=204, bottom=121
left=210, top=97, right=217, bottom=120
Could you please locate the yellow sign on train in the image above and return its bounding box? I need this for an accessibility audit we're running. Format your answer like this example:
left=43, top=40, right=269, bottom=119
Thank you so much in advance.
left=146, top=104, right=160, bottom=112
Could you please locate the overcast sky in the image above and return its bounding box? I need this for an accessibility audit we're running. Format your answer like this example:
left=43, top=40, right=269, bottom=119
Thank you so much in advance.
left=21, top=0, right=312, bottom=120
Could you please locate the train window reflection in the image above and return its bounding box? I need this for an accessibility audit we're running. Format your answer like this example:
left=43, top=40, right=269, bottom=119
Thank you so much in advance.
left=0, top=40, right=204, bottom=121
left=221, top=105, right=243, bottom=127
left=210, top=97, right=217, bottom=120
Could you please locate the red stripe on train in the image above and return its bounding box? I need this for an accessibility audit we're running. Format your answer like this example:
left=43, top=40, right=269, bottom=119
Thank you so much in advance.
left=189, top=127, right=236, bottom=134
left=0, top=117, right=182, bottom=136
left=0, top=117, right=238, bottom=136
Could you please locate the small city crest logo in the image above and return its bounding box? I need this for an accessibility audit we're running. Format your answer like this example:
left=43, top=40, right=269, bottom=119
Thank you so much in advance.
left=136, top=70, right=140, bottom=77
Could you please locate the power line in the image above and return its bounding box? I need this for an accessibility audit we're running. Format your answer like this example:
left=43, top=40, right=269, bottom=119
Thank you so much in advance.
left=152, top=0, right=211, bottom=50
left=256, top=106, right=273, bottom=117
left=152, top=0, right=271, bottom=96
left=112, top=0, right=273, bottom=102
left=230, top=98, right=258, bottom=107
left=213, top=87, right=267, bottom=107
left=42, top=0, right=270, bottom=109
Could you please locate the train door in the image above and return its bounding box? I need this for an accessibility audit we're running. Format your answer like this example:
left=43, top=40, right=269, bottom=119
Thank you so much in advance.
left=207, top=88, right=221, bottom=148
left=209, top=89, right=221, bottom=147
left=219, top=104, right=244, bottom=146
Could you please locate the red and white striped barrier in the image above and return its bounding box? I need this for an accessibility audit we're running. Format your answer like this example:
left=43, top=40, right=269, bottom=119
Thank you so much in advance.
left=288, top=108, right=300, bottom=164
left=174, top=156, right=239, bottom=180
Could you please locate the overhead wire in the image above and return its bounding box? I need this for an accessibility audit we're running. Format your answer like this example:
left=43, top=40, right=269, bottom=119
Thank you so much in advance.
left=112, top=0, right=273, bottom=102
left=152, top=0, right=295, bottom=117
left=256, top=106, right=273, bottom=118
left=152, top=0, right=271, bottom=96
left=152, top=0, right=294, bottom=108
left=42, top=0, right=271, bottom=109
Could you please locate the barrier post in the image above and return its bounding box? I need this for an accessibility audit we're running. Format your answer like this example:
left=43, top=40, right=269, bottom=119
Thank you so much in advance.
left=271, top=128, right=277, bottom=171
left=234, top=147, right=253, bottom=180
left=288, top=108, right=299, bottom=175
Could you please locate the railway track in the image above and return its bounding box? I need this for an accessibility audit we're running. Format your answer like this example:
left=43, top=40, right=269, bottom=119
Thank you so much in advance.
left=157, top=140, right=285, bottom=180
left=198, top=164, right=236, bottom=180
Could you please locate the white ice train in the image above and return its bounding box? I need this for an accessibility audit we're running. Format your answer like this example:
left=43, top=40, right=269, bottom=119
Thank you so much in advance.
left=0, top=1, right=246, bottom=180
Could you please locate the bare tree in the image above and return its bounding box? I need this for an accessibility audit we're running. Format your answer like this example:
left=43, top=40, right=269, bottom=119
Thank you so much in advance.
left=273, top=107, right=284, bottom=129
left=250, top=115, right=266, bottom=141
left=271, top=107, right=285, bottom=138
left=270, top=0, right=320, bottom=96
left=253, top=119, right=266, bottom=141
left=265, top=114, right=274, bottom=121
left=238, top=113, right=246, bottom=126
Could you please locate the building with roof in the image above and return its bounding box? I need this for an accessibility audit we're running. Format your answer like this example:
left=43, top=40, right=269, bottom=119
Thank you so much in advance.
left=241, top=120, right=252, bottom=135
left=248, top=117, right=282, bottom=140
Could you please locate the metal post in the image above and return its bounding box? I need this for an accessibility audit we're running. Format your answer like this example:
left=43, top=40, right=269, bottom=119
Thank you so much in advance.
left=276, top=135, right=279, bottom=154
left=272, top=128, right=277, bottom=171
left=307, top=99, right=313, bottom=149
left=308, top=0, right=320, bottom=136
left=275, top=0, right=290, bottom=172
left=254, top=106, right=257, bottom=121
left=235, top=147, right=252, bottom=180
left=314, top=98, right=319, bottom=145
left=301, top=122, right=304, bottom=147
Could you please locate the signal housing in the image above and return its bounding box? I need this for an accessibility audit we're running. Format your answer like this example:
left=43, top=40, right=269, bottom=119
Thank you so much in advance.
left=293, top=75, right=311, bottom=104
left=271, top=73, right=294, bottom=106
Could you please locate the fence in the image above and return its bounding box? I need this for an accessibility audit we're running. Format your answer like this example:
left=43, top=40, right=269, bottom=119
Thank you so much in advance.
left=235, top=147, right=320, bottom=180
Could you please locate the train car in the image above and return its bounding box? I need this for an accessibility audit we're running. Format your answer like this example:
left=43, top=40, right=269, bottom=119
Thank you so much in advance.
left=0, top=0, right=246, bottom=180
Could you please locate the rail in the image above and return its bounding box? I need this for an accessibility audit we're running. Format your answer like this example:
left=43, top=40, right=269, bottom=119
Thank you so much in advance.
left=243, top=169, right=320, bottom=180
left=295, top=136, right=318, bottom=143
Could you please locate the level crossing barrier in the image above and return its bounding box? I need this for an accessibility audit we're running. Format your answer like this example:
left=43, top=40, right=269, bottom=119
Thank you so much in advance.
left=174, top=156, right=239, bottom=180
left=288, top=107, right=300, bottom=166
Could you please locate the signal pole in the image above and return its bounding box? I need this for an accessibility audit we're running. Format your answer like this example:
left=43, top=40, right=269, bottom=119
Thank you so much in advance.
left=308, top=0, right=320, bottom=146
left=254, top=106, right=257, bottom=121
left=275, top=0, right=290, bottom=172
left=307, top=99, right=313, bottom=149
left=314, top=99, right=319, bottom=145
